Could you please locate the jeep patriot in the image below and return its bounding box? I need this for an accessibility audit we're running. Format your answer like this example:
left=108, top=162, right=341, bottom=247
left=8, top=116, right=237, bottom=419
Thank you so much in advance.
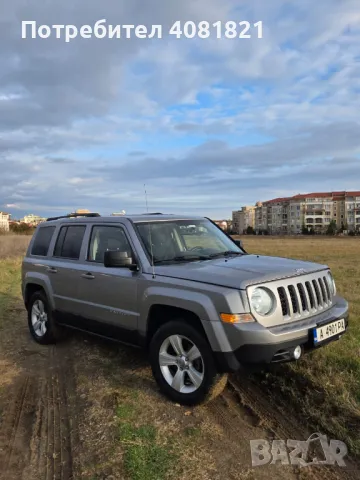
left=22, top=213, right=349, bottom=405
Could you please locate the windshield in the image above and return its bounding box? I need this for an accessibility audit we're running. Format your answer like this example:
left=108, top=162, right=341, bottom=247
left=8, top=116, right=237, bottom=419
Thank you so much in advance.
left=134, top=219, right=244, bottom=264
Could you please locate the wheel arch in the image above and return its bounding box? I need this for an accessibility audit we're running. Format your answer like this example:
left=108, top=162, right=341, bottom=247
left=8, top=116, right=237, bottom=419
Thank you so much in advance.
left=146, top=304, right=208, bottom=346
left=23, top=274, right=55, bottom=310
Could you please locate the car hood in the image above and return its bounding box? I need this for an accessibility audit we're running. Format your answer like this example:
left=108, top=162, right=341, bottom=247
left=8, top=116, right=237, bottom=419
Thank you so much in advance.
left=153, top=254, right=329, bottom=290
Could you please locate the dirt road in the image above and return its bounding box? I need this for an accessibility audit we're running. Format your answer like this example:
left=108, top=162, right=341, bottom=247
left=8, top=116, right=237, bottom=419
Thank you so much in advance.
left=0, top=299, right=359, bottom=480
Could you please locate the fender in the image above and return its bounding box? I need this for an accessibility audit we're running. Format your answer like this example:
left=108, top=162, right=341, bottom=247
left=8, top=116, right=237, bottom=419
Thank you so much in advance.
left=139, top=286, right=232, bottom=352
left=23, top=272, right=56, bottom=311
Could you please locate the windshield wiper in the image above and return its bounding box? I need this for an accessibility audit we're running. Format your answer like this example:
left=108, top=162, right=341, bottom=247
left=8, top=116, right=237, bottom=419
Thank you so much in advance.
left=154, top=254, right=210, bottom=264
left=173, top=254, right=210, bottom=261
left=209, top=251, right=243, bottom=259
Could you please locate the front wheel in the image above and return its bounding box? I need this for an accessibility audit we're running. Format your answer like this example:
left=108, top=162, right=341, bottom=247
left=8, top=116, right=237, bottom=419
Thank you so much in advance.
left=149, top=320, right=228, bottom=406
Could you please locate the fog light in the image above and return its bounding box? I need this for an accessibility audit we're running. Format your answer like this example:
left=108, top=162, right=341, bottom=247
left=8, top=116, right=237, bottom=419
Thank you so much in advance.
left=293, top=345, right=302, bottom=360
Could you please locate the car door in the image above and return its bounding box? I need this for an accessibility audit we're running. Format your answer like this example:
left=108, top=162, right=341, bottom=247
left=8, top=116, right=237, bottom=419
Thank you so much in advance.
left=48, top=223, right=88, bottom=316
left=74, top=223, right=140, bottom=343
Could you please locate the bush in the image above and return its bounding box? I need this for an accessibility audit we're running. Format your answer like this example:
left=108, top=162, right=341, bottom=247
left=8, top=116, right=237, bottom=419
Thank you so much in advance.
left=9, top=223, right=35, bottom=235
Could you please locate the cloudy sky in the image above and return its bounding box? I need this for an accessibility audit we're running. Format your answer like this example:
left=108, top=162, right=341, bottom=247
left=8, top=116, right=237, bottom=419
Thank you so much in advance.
left=1, top=0, right=360, bottom=219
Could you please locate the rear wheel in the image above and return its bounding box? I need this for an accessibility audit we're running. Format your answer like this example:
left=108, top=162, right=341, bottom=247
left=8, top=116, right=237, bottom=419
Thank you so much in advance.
left=27, top=291, right=65, bottom=344
left=149, top=320, right=228, bottom=405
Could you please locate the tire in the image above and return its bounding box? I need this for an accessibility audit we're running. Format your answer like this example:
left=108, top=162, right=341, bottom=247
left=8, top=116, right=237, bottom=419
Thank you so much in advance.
left=149, top=320, right=228, bottom=406
left=27, top=291, right=65, bottom=345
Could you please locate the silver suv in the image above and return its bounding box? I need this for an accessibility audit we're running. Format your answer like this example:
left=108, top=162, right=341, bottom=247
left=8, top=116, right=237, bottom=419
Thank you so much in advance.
left=22, top=213, right=349, bottom=405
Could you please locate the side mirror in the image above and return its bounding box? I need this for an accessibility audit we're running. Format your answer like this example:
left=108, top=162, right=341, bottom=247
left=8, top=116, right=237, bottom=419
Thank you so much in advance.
left=234, top=239, right=243, bottom=248
left=104, top=250, right=137, bottom=270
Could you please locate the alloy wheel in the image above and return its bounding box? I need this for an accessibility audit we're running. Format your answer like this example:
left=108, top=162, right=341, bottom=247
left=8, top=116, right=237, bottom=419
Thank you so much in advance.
left=31, top=300, right=48, bottom=337
left=159, top=334, right=204, bottom=393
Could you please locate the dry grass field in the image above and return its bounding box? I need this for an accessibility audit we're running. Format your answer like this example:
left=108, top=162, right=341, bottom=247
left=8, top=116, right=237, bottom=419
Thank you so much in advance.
left=0, top=234, right=359, bottom=479
left=0, top=234, right=31, bottom=258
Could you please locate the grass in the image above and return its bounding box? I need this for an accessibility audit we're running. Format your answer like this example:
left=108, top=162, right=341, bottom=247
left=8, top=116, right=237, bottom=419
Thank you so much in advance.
left=0, top=235, right=30, bottom=327
left=0, top=257, right=23, bottom=328
left=115, top=397, right=177, bottom=480
left=237, top=235, right=360, bottom=455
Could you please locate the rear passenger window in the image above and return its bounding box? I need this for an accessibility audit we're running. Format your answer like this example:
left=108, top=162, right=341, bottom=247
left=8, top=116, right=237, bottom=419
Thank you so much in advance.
left=31, top=226, right=56, bottom=256
left=54, top=226, right=86, bottom=259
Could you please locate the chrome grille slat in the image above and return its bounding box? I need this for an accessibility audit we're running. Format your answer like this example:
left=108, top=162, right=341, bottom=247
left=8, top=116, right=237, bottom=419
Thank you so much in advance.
left=305, top=281, right=316, bottom=309
left=312, top=279, right=322, bottom=307
left=297, top=283, right=308, bottom=312
left=323, top=276, right=331, bottom=301
left=318, top=278, right=328, bottom=304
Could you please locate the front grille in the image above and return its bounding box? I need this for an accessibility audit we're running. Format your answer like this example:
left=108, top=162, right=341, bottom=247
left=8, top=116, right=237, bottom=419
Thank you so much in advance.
left=277, top=273, right=333, bottom=320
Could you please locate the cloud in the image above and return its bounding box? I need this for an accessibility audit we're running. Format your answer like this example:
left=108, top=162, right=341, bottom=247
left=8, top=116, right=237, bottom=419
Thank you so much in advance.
left=1, top=0, right=360, bottom=218
left=5, top=203, right=20, bottom=209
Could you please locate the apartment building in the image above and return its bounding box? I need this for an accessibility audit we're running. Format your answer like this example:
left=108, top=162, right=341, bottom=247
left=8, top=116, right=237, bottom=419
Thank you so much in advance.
left=232, top=206, right=256, bottom=234
left=252, top=191, right=360, bottom=234
left=0, top=212, right=10, bottom=231
left=22, top=214, right=46, bottom=226
left=233, top=191, right=360, bottom=235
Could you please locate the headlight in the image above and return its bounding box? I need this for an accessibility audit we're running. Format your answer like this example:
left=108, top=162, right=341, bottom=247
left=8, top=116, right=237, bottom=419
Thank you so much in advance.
left=326, top=271, right=336, bottom=296
left=250, top=288, right=274, bottom=316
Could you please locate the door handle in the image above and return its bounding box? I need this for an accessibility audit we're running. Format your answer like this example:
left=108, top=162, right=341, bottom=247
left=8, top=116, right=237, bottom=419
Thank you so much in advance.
left=81, top=272, right=95, bottom=280
left=47, top=267, right=57, bottom=273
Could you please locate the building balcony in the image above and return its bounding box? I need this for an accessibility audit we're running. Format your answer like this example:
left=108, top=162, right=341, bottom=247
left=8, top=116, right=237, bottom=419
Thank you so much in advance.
left=305, top=210, right=326, bottom=215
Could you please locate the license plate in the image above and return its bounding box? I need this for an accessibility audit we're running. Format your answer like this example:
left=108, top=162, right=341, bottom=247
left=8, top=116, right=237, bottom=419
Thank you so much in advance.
left=313, top=319, right=346, bottom=344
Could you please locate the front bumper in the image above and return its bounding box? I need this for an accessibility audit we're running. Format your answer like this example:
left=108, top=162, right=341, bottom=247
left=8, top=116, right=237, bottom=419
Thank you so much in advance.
left=213, top=296, right=349, bottom=373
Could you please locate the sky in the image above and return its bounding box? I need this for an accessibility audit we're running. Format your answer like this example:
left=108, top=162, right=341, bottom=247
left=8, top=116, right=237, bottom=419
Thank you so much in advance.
left=1, top=0, right=360, bottom=220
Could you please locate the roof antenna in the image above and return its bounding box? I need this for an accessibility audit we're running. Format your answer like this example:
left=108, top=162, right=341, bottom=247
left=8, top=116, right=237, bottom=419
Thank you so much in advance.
left=144, top=184, right=156, bottom=279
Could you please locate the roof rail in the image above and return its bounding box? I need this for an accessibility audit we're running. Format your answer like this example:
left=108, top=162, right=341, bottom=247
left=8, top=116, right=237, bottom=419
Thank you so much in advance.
left=141, top=212, right=164, bottom=215
left=46, top=212, right=101, bottom=222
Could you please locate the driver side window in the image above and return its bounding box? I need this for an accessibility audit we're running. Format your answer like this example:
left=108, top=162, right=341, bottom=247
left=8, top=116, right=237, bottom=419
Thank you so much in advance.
left=88, top=225, right=132, bottom=263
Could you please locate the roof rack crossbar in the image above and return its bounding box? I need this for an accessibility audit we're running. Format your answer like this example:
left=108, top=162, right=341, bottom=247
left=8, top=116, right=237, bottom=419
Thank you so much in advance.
left=46, top=213, right=101, bottom=222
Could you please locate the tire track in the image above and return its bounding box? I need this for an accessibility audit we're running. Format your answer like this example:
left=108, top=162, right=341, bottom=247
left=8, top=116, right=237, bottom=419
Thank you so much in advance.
left=0, top=376, right=39, bottom=480
left=206, top=384, right=299, bottom=480
left=4, top=377, right=30, bottom=472
left=0, top=343, right=77, bottom=480
left=227, top=375, right=359, bottom=480
left=39, top=345, right=74, bottom=480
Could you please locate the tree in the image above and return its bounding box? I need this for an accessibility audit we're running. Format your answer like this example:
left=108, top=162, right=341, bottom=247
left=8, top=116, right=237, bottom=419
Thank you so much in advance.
left=326, top=220, right=337, bottom=236
left=246, top=226, right=255, bottom=235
